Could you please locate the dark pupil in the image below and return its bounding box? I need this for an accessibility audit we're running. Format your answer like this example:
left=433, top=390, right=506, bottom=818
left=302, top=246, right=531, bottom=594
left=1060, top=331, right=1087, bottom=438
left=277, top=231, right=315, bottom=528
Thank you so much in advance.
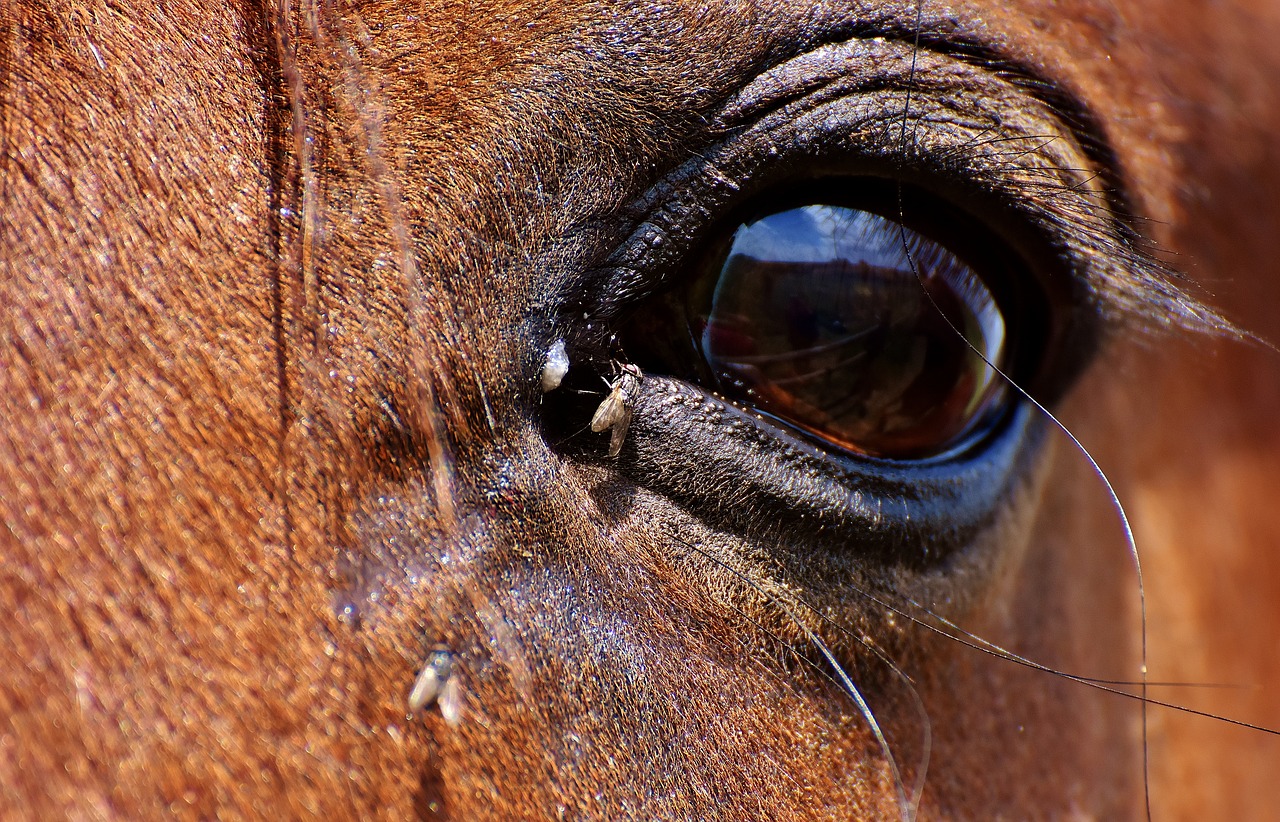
left=692, top=205, right=1007, bottom=459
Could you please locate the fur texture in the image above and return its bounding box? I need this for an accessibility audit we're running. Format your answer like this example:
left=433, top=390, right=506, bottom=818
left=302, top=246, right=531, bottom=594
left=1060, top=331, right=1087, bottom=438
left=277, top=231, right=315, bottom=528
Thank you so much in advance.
left=2, top=0, right=1278, bottom=818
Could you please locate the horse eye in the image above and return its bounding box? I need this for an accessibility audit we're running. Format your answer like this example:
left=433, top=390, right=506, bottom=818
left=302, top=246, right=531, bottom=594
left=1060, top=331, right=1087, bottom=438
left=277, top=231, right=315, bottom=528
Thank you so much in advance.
left=624, top=185, right=1031, bottom=460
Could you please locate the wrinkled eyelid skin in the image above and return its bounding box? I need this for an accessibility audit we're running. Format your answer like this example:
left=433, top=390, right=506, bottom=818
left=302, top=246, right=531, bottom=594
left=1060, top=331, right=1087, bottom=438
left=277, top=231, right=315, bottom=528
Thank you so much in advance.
left=574, top=33, right=1230, bottom=372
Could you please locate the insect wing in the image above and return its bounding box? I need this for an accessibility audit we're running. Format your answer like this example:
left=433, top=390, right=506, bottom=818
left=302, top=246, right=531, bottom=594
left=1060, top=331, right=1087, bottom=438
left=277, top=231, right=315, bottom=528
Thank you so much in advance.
left=607, top=404, right=633, bottom=458
left=438, top=674, right=464, bottom=728
left=591, top=389, right=626, bottom=433
left=592, top=364, right=641, bottom=456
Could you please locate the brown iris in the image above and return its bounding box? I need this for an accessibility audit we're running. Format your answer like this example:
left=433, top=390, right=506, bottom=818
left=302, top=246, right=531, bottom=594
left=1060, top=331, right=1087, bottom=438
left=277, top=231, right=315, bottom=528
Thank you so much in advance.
left=636, top=200, right=1015, bottom=460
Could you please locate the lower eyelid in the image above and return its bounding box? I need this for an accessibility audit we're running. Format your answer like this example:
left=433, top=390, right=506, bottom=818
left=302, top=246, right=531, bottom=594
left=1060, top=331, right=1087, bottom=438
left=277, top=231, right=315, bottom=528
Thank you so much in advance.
left=610, top=374, right=1048, bottom=563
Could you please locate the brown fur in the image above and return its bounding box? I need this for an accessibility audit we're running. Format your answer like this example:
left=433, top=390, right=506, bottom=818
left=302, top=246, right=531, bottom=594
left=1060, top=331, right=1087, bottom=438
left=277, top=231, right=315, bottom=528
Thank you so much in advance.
left=2, top=0, right=1278, bottom=818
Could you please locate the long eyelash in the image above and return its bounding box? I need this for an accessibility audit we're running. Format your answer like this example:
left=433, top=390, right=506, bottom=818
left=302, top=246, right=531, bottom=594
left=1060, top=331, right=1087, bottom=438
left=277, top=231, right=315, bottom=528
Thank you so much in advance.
left=877, top=588, right=1280, bottom=730
left=671, top=436, right=1280, bottom=815
left=733, top=513, right=1280, bottom=728
left=919, top=250, right=1157, bottom=820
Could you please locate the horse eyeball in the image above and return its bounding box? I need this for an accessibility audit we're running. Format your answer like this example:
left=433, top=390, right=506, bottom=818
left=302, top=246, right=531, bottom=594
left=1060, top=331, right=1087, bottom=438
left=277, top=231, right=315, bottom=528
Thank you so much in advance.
left=623, top=193, right=1026, bottom=461
left=692, top=204, right=1009, bottom=459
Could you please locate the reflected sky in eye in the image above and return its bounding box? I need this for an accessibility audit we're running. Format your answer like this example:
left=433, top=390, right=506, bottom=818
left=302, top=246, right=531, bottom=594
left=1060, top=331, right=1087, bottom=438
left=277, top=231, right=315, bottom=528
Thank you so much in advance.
left=693, top=202, right=1011, bottom=457
left=731, top=205, right=910, bottom=268
left=725, top=204, right=1004, bottom=361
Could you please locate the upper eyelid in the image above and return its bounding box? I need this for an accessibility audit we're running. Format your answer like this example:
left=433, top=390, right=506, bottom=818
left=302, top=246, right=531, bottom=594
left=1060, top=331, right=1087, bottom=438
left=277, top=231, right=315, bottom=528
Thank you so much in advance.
left=719, top=32, right=1125, bottom=224
left=716, top=36, right=1122, bottom=244
left=591, top=33, right=1229, bottom=343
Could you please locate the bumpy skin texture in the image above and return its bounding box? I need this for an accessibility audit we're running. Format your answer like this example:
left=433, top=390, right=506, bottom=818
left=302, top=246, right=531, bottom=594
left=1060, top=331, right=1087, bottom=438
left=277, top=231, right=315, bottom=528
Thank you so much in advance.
left=2, top=0, right=1278, bottom=819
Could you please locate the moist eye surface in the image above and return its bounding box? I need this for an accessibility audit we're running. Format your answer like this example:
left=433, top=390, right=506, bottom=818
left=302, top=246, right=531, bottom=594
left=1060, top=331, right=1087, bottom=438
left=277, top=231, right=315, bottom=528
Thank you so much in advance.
left=695, top=203, right=1008, bottom=458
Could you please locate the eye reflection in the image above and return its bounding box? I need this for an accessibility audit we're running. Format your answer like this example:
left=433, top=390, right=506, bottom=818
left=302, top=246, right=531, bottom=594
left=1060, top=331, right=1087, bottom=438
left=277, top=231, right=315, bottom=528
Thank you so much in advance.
left=692, top=204, right=1008, bottom=458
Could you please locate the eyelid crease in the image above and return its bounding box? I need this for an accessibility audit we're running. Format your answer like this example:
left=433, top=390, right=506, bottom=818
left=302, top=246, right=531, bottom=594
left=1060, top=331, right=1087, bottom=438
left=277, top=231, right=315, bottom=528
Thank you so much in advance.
left=707, top=33, right=1239, bottom=343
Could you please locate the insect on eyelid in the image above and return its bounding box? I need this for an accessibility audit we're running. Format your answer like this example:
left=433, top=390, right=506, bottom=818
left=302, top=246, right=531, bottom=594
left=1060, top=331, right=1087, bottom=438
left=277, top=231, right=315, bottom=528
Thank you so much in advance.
left=591, top=362, right=643, bottom=458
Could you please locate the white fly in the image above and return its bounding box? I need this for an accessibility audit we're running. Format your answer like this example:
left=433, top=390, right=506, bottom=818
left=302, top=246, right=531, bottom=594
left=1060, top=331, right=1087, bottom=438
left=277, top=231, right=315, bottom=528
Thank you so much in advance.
left=408, top=646, right=454, bottom=714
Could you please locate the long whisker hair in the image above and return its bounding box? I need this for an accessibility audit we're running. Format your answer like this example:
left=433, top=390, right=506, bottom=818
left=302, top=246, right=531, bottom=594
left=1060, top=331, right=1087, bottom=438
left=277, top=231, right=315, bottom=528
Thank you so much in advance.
left=891, top=3, right=1280, bottom=814
left=662, top=527, right=931, bottom=822
left=887, top=1, right=1154, bottom=815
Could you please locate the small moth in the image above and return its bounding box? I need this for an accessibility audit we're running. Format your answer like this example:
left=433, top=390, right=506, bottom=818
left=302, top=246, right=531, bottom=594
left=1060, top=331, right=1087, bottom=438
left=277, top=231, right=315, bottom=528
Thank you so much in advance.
left=590, top=362, right=642, bottom=458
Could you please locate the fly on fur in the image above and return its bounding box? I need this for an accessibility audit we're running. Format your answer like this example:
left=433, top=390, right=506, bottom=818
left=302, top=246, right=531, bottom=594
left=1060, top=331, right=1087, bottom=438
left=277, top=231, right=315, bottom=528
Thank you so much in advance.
left=590, top=362, right=643, bottom=458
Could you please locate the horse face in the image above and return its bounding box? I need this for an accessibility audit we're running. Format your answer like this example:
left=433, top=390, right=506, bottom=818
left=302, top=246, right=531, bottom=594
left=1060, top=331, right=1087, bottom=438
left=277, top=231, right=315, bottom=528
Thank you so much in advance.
left=3, top=0, right=1278, bottom=817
